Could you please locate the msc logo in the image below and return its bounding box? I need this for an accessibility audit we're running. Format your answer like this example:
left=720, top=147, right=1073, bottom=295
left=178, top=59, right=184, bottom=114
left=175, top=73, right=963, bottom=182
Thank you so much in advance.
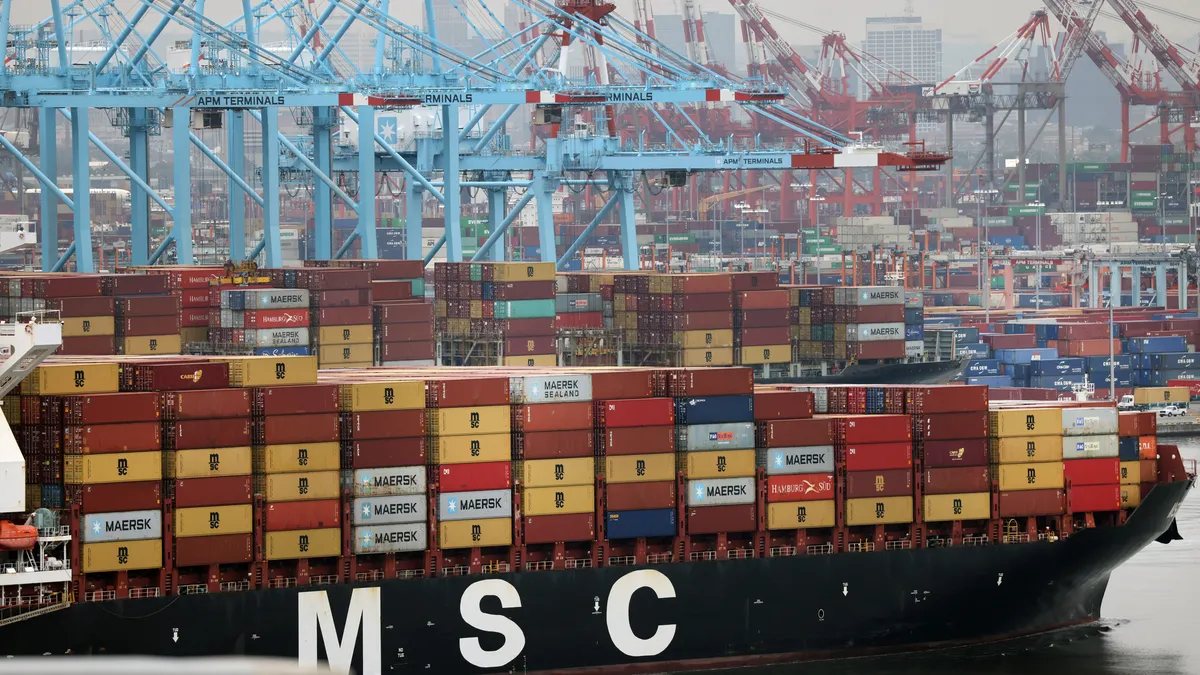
left=299, top=477, right=310, bottom=495
left=148, top=339, right=158, bottom=351
left=1121, top=466, right=1129, bottom=480
left=117, top=458, right=129, bottom=476
left=298, top=447, right=309, bottom=466
left=796, top=506, right=807, bottom=523
left=1027, top=467, right=1037, bottom=484
left=525, top=265, right=535, bottom=278
left=210, top=511, right=221, bottom=529
left=343, top=329, right=352, bottom=341
left=383, top=387, right=394, bottom=405
left=1025, top=414, right=1036, bottom=431
left=74, top=370, right=86, bottom=388
left=471, top=524, right=482, bottom=542
left=299, top=534, right=310, bottom=553
left=704, top=351, right=713, bottom=363
left=875, top=502, right=886, bottom=519
left=705, top=333, right=713, bottom=345
left=554, top=463, right=565, bottom=481
left=526, top=340, right=535, bottom=353
left=470, top=412, right=481, bottom=429
left=209, top=453, right=220, bottom=472
left=1026, top=441, right=1037, bottom=457
left=635, top=459, right=646, bottom=476
left=952, top=498, right=963, bottom=515
left=470, top=439, right=481, bottom=456
left=117, top=546, right=129, bottom=565
left=526, top=359, right=535, bottom=366
left=276, top=362, right=287, bottom=380
left=343, top=347, right=351, bottom=360
left=874, top=475, right=885, bottom=492
left=554, top=491, right=565, bottom=509
left=82, top=319, right=91, bottom=333
left=763, top=348, right=771, bottom=360
left=716, top=455, right=727, bottom=473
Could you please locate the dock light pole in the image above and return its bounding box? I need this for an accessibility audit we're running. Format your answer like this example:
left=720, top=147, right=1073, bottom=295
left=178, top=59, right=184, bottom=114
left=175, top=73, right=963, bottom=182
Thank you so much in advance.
left=1099, top=198, right=1124, bottom=400
left=1030, top=201, right=1045, bottom=310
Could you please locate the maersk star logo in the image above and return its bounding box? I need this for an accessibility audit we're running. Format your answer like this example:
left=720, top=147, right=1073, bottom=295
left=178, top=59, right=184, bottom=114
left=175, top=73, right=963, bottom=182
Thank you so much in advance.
left=529, top=382, right=542, bottom=399
left=376, top=118, right=398, bottom=145
left=361, top=503, right=372, bottom=519
left=91, top=520, right=102, bottom=535
left=447, top=497, right=458, bottom=514
left=361, top=531, right=372, bottom=547
left=773, top=453, right=784, bottom=468
left=694, top=484, right=705, bottom=501
left=360, top=473, right=373, bottom=487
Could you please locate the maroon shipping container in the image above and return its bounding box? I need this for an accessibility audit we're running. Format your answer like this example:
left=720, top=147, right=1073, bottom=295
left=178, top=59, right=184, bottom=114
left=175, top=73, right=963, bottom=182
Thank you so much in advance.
left=915, top=412, right=989, bottom=441
left=514, top=402, right=593, bottom=432
left=599, top=398, right=674, bottom=428
left=997, top=489, right=1066, bottom=517
left=499, top=317, right=557, bottom=337
left=313, top=289, right=373, bottom=306
left=730, top=272, right=779, bottom=291
left=839, top=415, right=912, bottom=444
left=599, top=426, right=675, bottom=455
left=264, top=499, right=342, bottom=531
left=844, top=442, right=913, bottom=472
left=174, top=533, right=254, bottom=567
left=752, top=391, right=814, bottom=421
left=44, top=297, right=115, bottom=316
left=32, top=276, right=104, bottom=297
left=734, top=290, right=789, bottom=310
left=923, top=466, right=991, bottom=495
left=492, top=280, right=556, bottom=300
left=982, top=333, right=1037, bottom=349
left=665, top=311, right=734, bottom=331
left=845, top=469, right=913, bottom=498
left=439, top=461, right=512, bottom=492
left=340, top=409, right=426, bottom=440
left=301, top=269, right=372, bottom=291
left=254, top=384, right=340, bottom=415
left=255, top=413, right=340, bottom=445
left=380, top=341, right=436, bottom=362
left=115, top=295, right=179, bottom=316
left=921, top=438, right=989, bottom=467
left=1063, top=458, right=1120, bottom=486
left=850, top=341, right=906, bottom=359
left=738, top=326, right=791, bottom=346
left=170, top=476, right=253, bottom=508
left=669, top=368, right=754, bottom=397
left=347, top=437, right=427, bottom=468
left=503, top=335, right=556, bottom=356
left=63, top=422, right=161, bottom=454
left=131, top=362, right=230, bottom=392
left=671, top=293, right=734, bottom=312
left=159, top=388, right=252, bottom=420
left=523, top=513, right=596, bottom=544
left=374, top=302, right=435, bottom=324
left=839, top=305, right=904, bottom=323
left=166, top=419, right=251, bottom=450
left=1068, top=484, right=1121, bottom=512
left=428, top=377, right=511, bottom=408
left=589, top=371, right=656, bottom=401
left=372, top=281, right=412, bottom=301
left=686, top=504, right=756, bottom=534
left=1059, top=323, right=1111, bottom=340
left=906, top=386, right=989, bottom=414
left=66, top=481, right=161, bottom=513
left=120, top=315, right=182, bottom=336
left=378, top=322, right=435, bottom=343
left=60, top=392, right=161, bottom=425
left=313, top=306, right=373, bottom=326
left=606, top=481, right=676, bottom=510
left=57, top=336, right=115, bottom=355
left=757, top=418, right=834, bottom=448
left=104, top=274, right=169, bottom=296
left=737, top=309, right=791, bottom=328
left=518, top=429, right=595, bottom=459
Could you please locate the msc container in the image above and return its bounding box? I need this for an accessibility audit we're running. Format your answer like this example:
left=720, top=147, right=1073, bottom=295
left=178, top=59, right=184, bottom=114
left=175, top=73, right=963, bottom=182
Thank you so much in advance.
left=845, top=469, right=912, bottom=498
left=1068, top=484, right=1121, bottom=512
left=989, top=408, right=1062, bottom=437
left=1061, top=406, right=1119, bottom=435
left=523, top=513, right=596, bottom=544
left=1062, top=457, right=1120, bottom=486
left=348, top=466, right=427, bottom=497
left=174, top=504, right=254, bottom=537
left=169, top=476, right=253, bottom=508
left=521, top=429, right=598, bottom=459
left=766, top=474, right=834, bottom=502
left=264, top=500, right=341, bottom=531
left=264, top=528, right=341, bottom=560
left=990, top=435, right=1064, bottom=464
left=756, top=418, right=834, bottom=448
left=427, top=406, right=511, bottom=436
left=81, top=510, right=162, bottom=543
left=66, top=481, right=161, bottom=512
left=844, top=443, right=913, bottom=472
left=82, top=539, right=162, bottom=573
left=439, top=489, right=513, bottom=521
left=1120, top=461, right=1141, bottom=485
left=845, top=496, right=914, bottom=526
left=686, top=503, right=756, bottom=534
left=227, top=356, right=318, bottom=387
left=923, top=466, right=991, bottom=495
left=766, top=500, right=836, bottom=530
left=522, top=485, right=595, bottom=516
left=166, top=446, right=252, bottom=479
left=996, top=462, right=1065, bottom=491
left=605, top=509, right=677, bottom=539
left=676, top=423, right=756, bottom=451
left=686, top=477, right=755, bottom=506
left=998, top=488, right=1066, bottom=517
left=260, top=470, right=340, bottom=501
left=353, top=523, right=427, bottom=554
left=605, top=453, right=676, bottom=483
left=1061, top=435, right=1119, bottom=460
left=65, top=451, right=162, bottom=485
left=174, top=533, right=253, bottom=567
left=760, top=446, right=834, bottom=475
left=28, top=362, right=119, bottom=395
left=923, top=492, right=991, bottom=522
left=598, top=398, right=674, bottom=427
left=440, top=518, right=513, bottom=549
left=511, top=374, right=593, bottom=404
left=605, top=482, right=676, bottom=511
left=921, top=439, right=989, bottom=468
left=338, top=381, right=426, bottom=412
left=674, top=395, right=754, bottom=424
left=682, top=449, right=756, bottom=479
left=439, top=462, right=513, bottom=492
left=430, top=434, right=506, bottom=464
left=254, top=442, right=341, bottom=473
left=352, top=495, right=426, bottom=525
left=518, top=457, right=593, bottom=488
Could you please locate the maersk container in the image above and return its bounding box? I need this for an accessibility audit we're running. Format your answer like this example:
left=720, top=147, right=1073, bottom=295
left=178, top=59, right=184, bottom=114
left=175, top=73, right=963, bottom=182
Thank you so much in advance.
left=353, top=523, right=427, bottom=554
left=846, top=323, right=906, bottom=342
left=1029, top=358, right=1085, bottom=376
left=347, top=466, right=427, bottom=497
left=674, top=395, right=754, bottom=424
left=905, top=325, right=924, bottom=341
left=996, top=348, right=1060, bottom=365
left=759, top=446, right=835, bottom=475
left=439, top=489, right=512, bottom=521
left=686, top=477, right=755, bottom=507
left=1125, top=336, right=1189, bottom=353
left=1062, top=435, right=1120, bottom=460
left=966, top=375, right=1014, bottom=387
left=493, top=299, right=556, bottom=319
left=966, top=359, right=1001, bottom=376
left=246, top=328, right=309, bottom=348
left=837, top=286, right=905, bottom=306
left=676, top=422, right=756, bottom=451
left=224, top=288, right=310, bottom=310
left=511, top=374, right=593, bottom=404
left=954, top=327, right=980, bottom=344
left=1147, top=353, right=1200, bottom=370
left=1061, top=407, right=1119, bottom=436
left=82, top=510, right=162, bottom=543
left=352, top=494, right=427, bottom=525
left=605, top=508, right=677, bottom=539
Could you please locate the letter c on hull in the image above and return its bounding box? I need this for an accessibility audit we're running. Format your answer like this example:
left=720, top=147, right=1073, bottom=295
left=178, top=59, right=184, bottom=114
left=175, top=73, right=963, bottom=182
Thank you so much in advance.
left=607, top=569, right=677, bottom=657
left=459, top=579, right=526, bottom=668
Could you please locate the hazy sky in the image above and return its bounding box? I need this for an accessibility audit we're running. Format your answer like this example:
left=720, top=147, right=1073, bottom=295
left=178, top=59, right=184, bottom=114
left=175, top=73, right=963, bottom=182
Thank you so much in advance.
left=15, top=0, right=1200, bottom=51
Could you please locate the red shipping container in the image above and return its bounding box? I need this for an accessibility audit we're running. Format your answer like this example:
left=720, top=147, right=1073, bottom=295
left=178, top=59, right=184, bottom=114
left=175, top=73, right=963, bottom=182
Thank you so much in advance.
left=44, top=297, right=115, bottom=316
left=915, top=412, right=989, bottom=441
left=752, top=391, right=814, bottom=421
left=429, top=377, right=511, bottom=408
left=380, top=341, right=436, bottom=361
left=589, top=371, right=656, bottom=401
left=1063, top=457, right=1120, bottom=486
left=242, top=309, right=310, bottom=328
left=515, top=402, right=593, bottom=432
left=341, top=409, right=426, bottom=440
left=921, top=439, right=989, bottom=467
left=170, top=476, right=253, bottom=508
left=738, top=326, right=792, bottom=346
left=670, top=293, right=733, bottom=312
left=555, top=312, right=604, bottom=329
left=599, top=398, right=674, bottom=428
left=998, top=489, right=1065, bottom=517
left=851, top=341, right=906, bottom=359
left=254, top=384, right=340, bottom=415
left=167, top=418, right=251, bottom=450
left=498, top=317, right=556, bottom=336
left=523, top=513, right=596, bottom=544
left=1140, top=459, right=1157, bottom=482
left=503, top=335, right=556, bottom=356
left=264, top=499, right=342, bottom=531
left=738, top=308, right=791, bottom=328
left=844, top=442, right=913, bottom=472
left=906, top=386, right=989, bottom=413
left=160, top=389, right=251, bottom=420
left=372, top=281, right=413, bottom=301
left=57, top=336, right=115, bottom=355
left=839, top=415, right=912, bottom=444
left=181, top=309, right=210, bottom=327
left=606, top=482, right=676, bottom=510
left=839, top=305, right=904, bottom=323
left=1139, top=436, right=1158, bottom=460
left=686, top=504, right=756, bottom=534
left=61, top=392, right=161, bottom=425
left=132, top=361, right=230, bottom=391
left=375, top=302, right=435, bottom=324
left=1068, top=484, right=1121, bottom=512
left=313, top=289, right=373, bottom=306
left=104, top=274, right=169, bottom=295
left=440, top=461, right=512, bottom=491
left=757, top=418, right=834, bottom=448
left=1063, top=339, right=1122, bottom=357
left=116, top=295, right=179, bottom=316
left=63, top=422, right=161, bottom=454
left=766, top=474, right=835, bottom=502
left=669, top=368, right=754, bottom=397
left=1058, top=323, right=1111, bottom=340
left=175, top=534, right=253, bottom=567
left=982, top=333, right=1037, bottom=349
left=178, top=290, right=211, bottom=308
left=665, top=311, right=734, bottom=331
left=730, top=272, right=778, bottom=291
left=32, top=276, right=103, bottom=297
left=314, top=306, right=373, bottom=326
left=516, top=429, right=594, bottom=459
left=66, top=481, right=161, bottom=513
left=347, top=437, right=427, bottom=468
left=923, top=466, right=991, bottom=495
left=599, top=426, right=675, bottom=455
left=845, top=469, right=913, bottom=498
left=256, top=413, right=340, bottom=445
left=493, top=280, right=556, bottom=300
left=735, top=290, right=789, bottom=309
left=120, top=315, right=181, bottom=336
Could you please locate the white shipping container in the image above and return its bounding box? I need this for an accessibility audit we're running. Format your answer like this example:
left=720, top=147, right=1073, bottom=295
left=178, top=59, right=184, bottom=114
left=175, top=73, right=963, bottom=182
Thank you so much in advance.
left=439, top=489, right=513, bottom=521
left=353, top=523, right=427, bottom=554
left=760, top=445, right=835, bottom=475
left=1061, top=435, right=1119, bottom=460
left=347, top=466, right=427, bottom=497
left=82, top=510, right=162, bottom=543
left=847, top=323, right=906, bottom=342
left=352, top=494, right=427, bottom=525
left=838, top=286, right=906, bottom=306
left=512, top=374, right=593, bottom=404
left=905, top=341, right=925, bottom=358
left=236, top=288, right=311, bottom=310
left=1061, top=407, right=1119, bottom=436
left=245, top=327, right=309, bottom=348
left=677, top=423, right=756, bottom=451
left=687, top=477, right=756, bottom=506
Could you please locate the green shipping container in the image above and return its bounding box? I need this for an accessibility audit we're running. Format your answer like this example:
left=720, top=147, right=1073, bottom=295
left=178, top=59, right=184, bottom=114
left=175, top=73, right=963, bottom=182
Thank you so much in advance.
left=1008, top=206, right=1046, bottom=216
left=990, top=276, right=1005, bottom=290
left=494, top=299, right=556, bottom=319
left=982, top=216, right=1013, bottom=227
left=1131, top=190, right=1157, bottom=200
left=654, top=233, right=696, bottom=244
left=403, top=278, right=426, bottom=296
left=1131, top=200, right=1157, bottom=211
left=1072, top=163, right=1109, bottom=173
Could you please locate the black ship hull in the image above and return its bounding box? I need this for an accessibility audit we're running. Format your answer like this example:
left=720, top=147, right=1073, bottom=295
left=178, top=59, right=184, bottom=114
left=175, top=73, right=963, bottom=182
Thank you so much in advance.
left=764, top=358, right=968, bottom=386
left=2, top=480, right=1191, bottom=674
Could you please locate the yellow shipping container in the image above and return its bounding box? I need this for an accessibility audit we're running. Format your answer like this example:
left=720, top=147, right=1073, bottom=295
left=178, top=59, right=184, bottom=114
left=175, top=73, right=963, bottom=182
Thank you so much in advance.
left=253, top=442, right=341, bottom=474
left=681, top=449, right=756, bottom=479
left=681, top=347, right=734, bottom=367
left=175, top=504, right=254, bottom=537
left=678, top=329, right=734, bottom=349
left=431, top=433, right=511, bottom=464
left=339, top=381, right=425, bottom=412
left=845, top=496, right=914, bottom=526
left=29, top=363, right=119, bottom=395
left=1133, top=387, right=1191, bottom=406
left=494, top=262, right=556, bottom=282
left=264, top=528, right=342, bottom=560
left=990, top=435, right=1064, bottom=464
left=179, top=327, right=208, bottom=344
left=996, top=462, right=1065, bottom=491
left=318, top=343, right=373, bottom=364
left=318, top=324, right=373, bottom=345
left=502, top=355, right=557, bottom=367
left=989, top=408, right=1063, bottom=438
left=440, top=518, right=512, bottom=549
left=739, top=345, right=792, bottom=365
left=82, top=539, right=162, bottom=573
left=1120, top=484, right=1141, bottom=508
left=1120, top=461, right=1141, bottom=485
left=605, top=453, right=676, bottom=483
left=259, top=470, right=340, bottom=501
left=166, top=446, right=252, bottom=479
left=62, top=316, right=115, bottom=337
left=522, top=485, right=595, bottom=516
left=766, top=500, right=836, bottom=530
left=121, top=334, right=182, bottom=356
left=65, top=451, right=162, bottom=484
left=429, top=406, right=511, bottom=436
left=922, top=493, right=992, bottom=523
left=519, top=457, right=595, bottom=488
left=228, top=356, right=318, bottom=387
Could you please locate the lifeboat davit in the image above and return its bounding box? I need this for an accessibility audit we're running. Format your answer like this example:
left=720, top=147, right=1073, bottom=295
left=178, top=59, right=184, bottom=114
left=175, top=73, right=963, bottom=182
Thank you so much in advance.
left=0, top=520, right=37, bottom=550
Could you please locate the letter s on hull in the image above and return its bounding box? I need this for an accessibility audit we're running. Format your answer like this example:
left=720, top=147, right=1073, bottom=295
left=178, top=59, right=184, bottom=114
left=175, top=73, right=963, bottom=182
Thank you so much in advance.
left=298, top=587, right=381, bottom=675
left=607, top=569, right=677, bottom=657
left=460, top=579, right=526, bottom=668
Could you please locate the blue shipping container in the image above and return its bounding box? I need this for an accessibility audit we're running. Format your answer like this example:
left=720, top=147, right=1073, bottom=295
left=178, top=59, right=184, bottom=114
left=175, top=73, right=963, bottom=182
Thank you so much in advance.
left=904, top=308, right=924, bottom=324
left=1035, top=324, right=1060, bottom=340
left=996, top=348, right=1059, bottom=365
left=254, top=346, right=312, bottom=357
left=674, top=395, right=755, bottom=424
left=1029, top=373, right=1086, bottom=391
left=1091, top=375, right=1134, bottom=389
left=966, top=375, right=1015, bottom=387
left=1139, top=369, right=1200, bottom=387
left=954, top=328, right=980, bottom=344
left=957, top=343, right=990, bottom=358
left=1029, top=358, right=1086, bottom=376
left=605, top=509, right=677, bottom=539
left=966, top=359, right=1001, bottom=376
left=1085, top=355, right=1134, bottom=371
left=1125, top=336, right=1189, bottom=353
left=905, top=325, right=924, bottom=341
left=1147, top=352, right=1200, bottom=370
left=1118, top=437, right=1140, bottom=462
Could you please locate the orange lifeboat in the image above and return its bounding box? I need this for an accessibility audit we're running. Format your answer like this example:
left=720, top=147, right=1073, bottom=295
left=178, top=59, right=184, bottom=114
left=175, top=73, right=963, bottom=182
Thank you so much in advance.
left=0, top=520, right=37, bottom=550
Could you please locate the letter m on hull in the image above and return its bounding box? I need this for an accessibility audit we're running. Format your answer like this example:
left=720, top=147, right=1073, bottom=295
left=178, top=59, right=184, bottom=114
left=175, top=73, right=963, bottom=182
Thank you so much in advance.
left=298, top=587, right=382, bottom=675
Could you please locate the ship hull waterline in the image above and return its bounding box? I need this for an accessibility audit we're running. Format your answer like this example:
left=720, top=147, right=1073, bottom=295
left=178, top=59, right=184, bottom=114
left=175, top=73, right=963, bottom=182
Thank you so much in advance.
left=2, top=479, right=1191, bottom=675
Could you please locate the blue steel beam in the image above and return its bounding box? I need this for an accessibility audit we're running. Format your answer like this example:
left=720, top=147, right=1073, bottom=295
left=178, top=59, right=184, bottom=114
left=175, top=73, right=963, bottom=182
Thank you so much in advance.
left=248, top=110, right=358, bottom=213
left=472, top=190, right=536, bottom=262
left=313, top=0, right=367, bottom=74
left=355, top=105, right=378, bottom=259
left=38, top=109, right=58, bottom=271
left=129, top=0, right=183, bottom=69
left=557, top=191, right=620, bottom=270
left=260, top=107, right=283, bottom=267
left=287, top=0, right=338, bottom=63
left=69, top=109, right=94, bottom=272
left=49, top=0, right=69, bottom=74
left=129, top=108, right=150, bottom=265
left=227, top=110, right=246, bottom=260
left=312, top=106, right=334, bottom=260
left=95, top=1, right=152, bottom=72
left=0, top=0, right=10, bottom=74
left=405, top=180, right=422, bottom=261
left=169, top=110, right=193, bottom=265
left=58, top=110, right=174, bottom=216
left=339, top=106, right=446, bottom=204
left=0, top=133, right=73, bottom=211
left=441, top=103, right=462, bottom=263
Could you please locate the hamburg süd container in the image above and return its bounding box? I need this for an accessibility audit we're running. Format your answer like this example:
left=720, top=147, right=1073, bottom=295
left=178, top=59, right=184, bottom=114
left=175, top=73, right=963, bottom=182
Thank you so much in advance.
left=766, top=500, right=836, bottom=530
left=686, top=504, right=756, bottom=534
left=682, top=449, right=755, bottom=479
left=766, top=474, right=834, bottom=502
left=605, top=454, right=676, bottom=483
left=1061, top=406, right=1119, bottom=436
left=352, top=495, right=426, bottom=525
left=174, top=504, right=254, bottom=537
left=676, top=423, right=756, bottom=452
left=844, top=496, right=914, bottom=526
left=686, top=477, right=755, bottom=507
left=259, top=470, right=340, bottom=501
left=923, top=493, right=992, bottom=522
left=264, top=528, right=341, bottom=560
left=990, top=436, right=1064, bottom=464
left=254, top=442, right=341, bottom=473
left=439, top=518, right=513, bottom=549
left=760, top=446, right=835, bottom=475
left=82, top=539, right=162, bottom=573
left=523, top=513, right=596, bottom=544
left=81, top=510, right=162, bottom=543
left=605, top=509, right=677, bottom=539
left=263, top=500, right=341, bottom=531
left=354, top=523, right=427, bottom=554
left=522, top=485, right=595, bottom=516
left=1061, top=435, right=1119, bottom=460
left=997, top=462, right=1066, bottom=491
left=439, top=489, right=513, bottom=521
left=348, top=466, right=427, bottom=497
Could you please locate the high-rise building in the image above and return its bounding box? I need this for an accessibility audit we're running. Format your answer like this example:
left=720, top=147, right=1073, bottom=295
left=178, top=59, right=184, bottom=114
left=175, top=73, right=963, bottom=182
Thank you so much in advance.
left=653, top=12, right=740, bottom=74
left=861, top=16, right=942, bottom=86
left=426, top=0, right=470, bottom=52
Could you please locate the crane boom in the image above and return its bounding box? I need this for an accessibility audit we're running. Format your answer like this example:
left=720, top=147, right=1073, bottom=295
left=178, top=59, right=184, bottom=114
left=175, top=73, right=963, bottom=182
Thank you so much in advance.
left=1105, top=0, right=1199, bottom=90
left=1044, top=0, right=1142, bottom=98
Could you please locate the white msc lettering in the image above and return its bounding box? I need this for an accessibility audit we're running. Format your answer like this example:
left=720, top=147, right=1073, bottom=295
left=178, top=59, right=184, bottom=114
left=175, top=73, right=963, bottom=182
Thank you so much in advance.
left=607, top=569, right=677, bottom=657
left=460, top=579, right=526, bottom=668
left=298, top=587, right=381, bottom=675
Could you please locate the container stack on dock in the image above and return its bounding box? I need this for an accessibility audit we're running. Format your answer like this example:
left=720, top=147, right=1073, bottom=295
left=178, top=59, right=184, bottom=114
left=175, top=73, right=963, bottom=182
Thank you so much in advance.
left=298, top=268, right=374, bottom=370
left=733, top=273, right=791, bottom=370
left=434, top=262, right=558, bottom=366
left=107, top=275, right=183, bottom=356
left=216, top=288, right=311, bottom=356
